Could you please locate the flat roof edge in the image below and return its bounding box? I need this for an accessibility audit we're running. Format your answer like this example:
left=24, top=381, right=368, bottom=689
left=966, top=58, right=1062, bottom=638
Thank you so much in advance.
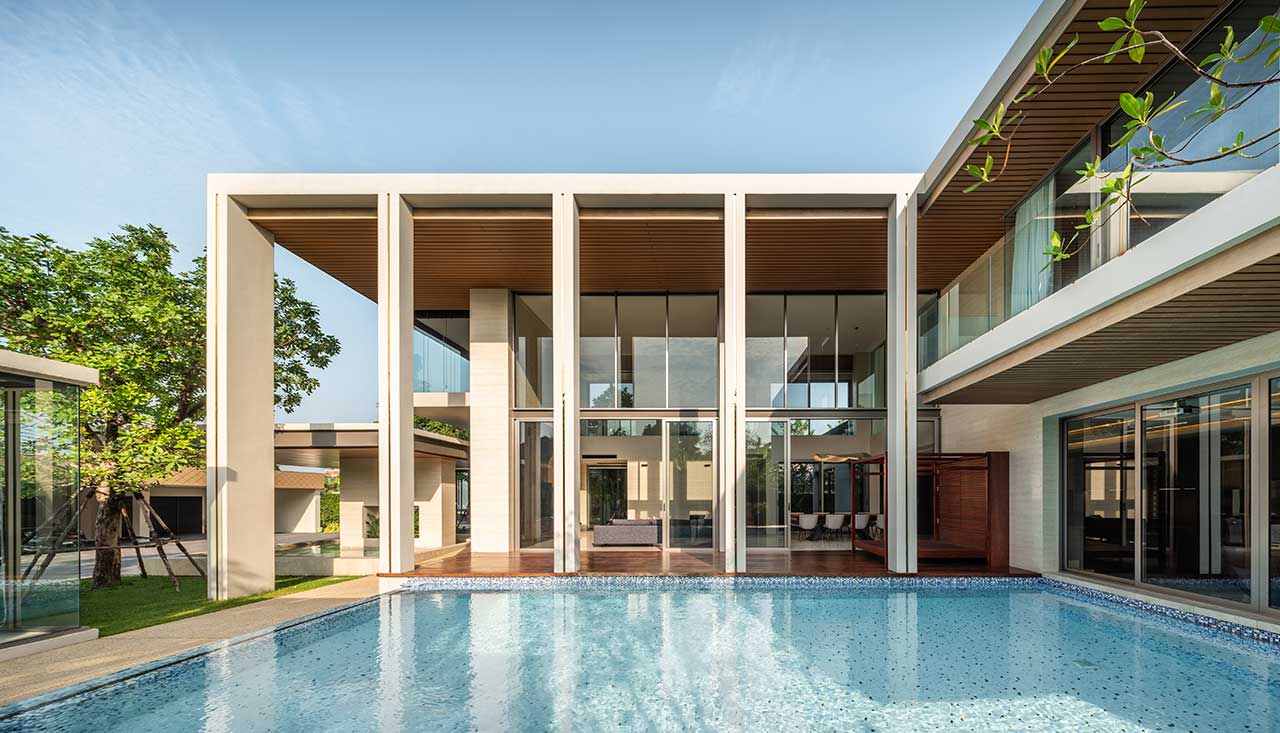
left=0, top=349, right=99, bottom=387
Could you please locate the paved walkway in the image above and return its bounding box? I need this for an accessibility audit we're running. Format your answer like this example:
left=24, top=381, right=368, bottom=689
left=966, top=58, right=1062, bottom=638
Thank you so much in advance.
left=0, top=575, right=382, bottom=708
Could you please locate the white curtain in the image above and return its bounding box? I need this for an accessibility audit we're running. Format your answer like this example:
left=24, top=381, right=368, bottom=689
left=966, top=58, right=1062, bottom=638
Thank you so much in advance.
left=1010, top=178, right=1055, bottom=315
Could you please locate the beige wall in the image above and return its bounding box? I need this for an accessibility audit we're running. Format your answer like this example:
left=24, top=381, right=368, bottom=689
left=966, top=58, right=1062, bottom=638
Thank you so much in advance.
left=415, top=456, right=457, bottom=548
left=339, top=456, right=378, bottom=554
left=942, top=329, right=1280, bottom=573
left=275, top=490, right=320, bottom=533
left=469, top=289, right=515, bottom=552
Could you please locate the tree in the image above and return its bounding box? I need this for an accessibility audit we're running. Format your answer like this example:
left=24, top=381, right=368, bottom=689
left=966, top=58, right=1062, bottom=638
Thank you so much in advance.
left=413, top=415, right=469, bottom=441
left=0, top=225, right=340, bottom=588
left=964, top=0, right=1280, bottom=263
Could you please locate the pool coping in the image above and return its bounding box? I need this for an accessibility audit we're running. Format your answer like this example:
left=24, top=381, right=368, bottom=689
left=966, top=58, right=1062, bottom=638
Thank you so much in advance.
left=3, top=574, right=1278, bottom=721
left=0, top=592, right=386, bottom=722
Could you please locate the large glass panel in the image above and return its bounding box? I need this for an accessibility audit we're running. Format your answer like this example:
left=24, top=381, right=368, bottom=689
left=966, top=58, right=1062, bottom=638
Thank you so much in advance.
left=1270, top=377, right=1279, bottom=609
left=956, top=259, right=991, bottom=349
left=745, top=422, right=787, bottom=548
left=413, top=312, right=470, bottom=393
left=1142, top=385, right=1252, bottom=603
left=455, top=467, right=470, bottom=541
left=513, top=295, right=553, bottom=408
left=1063, top=410, right=1136, bottom=580
left=517, top=421, right=554, bottom=549
left=786, top=295, right=835, bottom=408
left=580, top=419, right=663, bottom=549
left=789, top=418, right=885, bottom=550
left=667, top=295, right=718, bottom=408
left=667, top=421, right=714, bottom=549
left=579, top=295, right=616, bottom=408
left=617, top=296, right=666, bottom=408
left=836, top=294, right=886, bottom=408
left=2, top=376, right=82, bottom=644
left=745, top=295, right=784, bottom=408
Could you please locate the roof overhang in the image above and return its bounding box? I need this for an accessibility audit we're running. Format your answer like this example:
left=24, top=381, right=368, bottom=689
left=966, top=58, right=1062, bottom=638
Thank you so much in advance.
left=0, top=349, right=99, bottom=387
left=273, top=422, right=468, bottom=468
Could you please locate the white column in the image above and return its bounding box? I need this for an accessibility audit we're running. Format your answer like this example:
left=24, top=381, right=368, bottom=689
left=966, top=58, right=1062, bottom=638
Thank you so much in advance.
left=721, top=193, right=747, bottom=572
left=885, top=191, right=919, bottom=574
left=206, top=194, right=275, bottom=599
left=415, top=455, right=457, bottom=548
left=378, top=193, right=415, bottom=573
left=552, top=193, right=580, bottom=572
left=469, top=288, right=515, bottom=552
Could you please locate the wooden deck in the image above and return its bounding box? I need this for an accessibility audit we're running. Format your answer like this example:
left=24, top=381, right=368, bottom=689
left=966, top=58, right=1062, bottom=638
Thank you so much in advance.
left=382, top=549, right=1035, bottom=577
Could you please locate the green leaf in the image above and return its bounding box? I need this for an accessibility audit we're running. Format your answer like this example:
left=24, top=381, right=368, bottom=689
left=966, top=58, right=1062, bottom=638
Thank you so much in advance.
left=1125, top=0, right=1145, bottom=23
left=1099, top=16, right=1127, bottom=31
left=1104, top=33, right=1129, bottom=63
left=1261, top=16, right=1280, bottom=34
left=962, top=181, right=984, bottom=193
left=972, top=119, right=995, bottom=132
left=1118, top=92, right=1143, bottom=119
left=1128, top=31, right=1145, bottom=63
left=1268, top=47, right=1280, bottom=66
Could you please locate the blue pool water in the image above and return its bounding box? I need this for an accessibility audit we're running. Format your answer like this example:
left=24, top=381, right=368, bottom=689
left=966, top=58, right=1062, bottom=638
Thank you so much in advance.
left=4, top=579, right=1280, bottom=732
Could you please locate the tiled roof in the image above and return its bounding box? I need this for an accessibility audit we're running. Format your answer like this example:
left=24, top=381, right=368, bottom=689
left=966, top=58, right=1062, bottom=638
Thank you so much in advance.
left=152, top=466, right=326, bottom=491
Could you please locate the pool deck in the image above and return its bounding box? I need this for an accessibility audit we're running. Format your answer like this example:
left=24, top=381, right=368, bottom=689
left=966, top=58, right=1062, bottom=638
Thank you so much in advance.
left=0, top=575, right=381, bottom=708
left=381, top=549, right=1038, bottom=577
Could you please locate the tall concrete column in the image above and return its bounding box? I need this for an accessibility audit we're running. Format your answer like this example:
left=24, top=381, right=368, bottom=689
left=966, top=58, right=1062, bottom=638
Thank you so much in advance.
left=721, top=193, right=746, bottom=572
left=552, top=193, right=580, bottom=572
left=885, top=191, right=919, bottom=574
left=470, top=288, right=515, bottom=552
left=378, top=193, right=416, bottom=573
left=206, top=194, right=275, bottom=599
left=415, top=455, right=456, bottom=548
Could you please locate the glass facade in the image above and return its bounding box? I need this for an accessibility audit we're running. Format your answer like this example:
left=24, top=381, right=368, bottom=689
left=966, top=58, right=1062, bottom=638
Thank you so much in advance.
left=667, top=421, right=715, bottom=548
left=1063, top=410, right=1136, bottom=580
left=1142, top=385, right=1252, bottom=603
left=517, top=421, right=554, bottom=549
left=413, top=312, right=469, bottom=393
left=746, top=294, right=886, bottom=409
left=745, top=421, right=787, bottom=548
left=578, top=294, right=719, bottom=409
left=2, top=373, right=82, bottom=646
left=513, top=295, right=553, bottom=408
left=1271, top=377, right=1279, bottom=610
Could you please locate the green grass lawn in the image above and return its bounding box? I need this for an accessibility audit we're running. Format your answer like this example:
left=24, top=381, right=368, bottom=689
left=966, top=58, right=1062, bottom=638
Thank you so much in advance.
left=80, top=575, right=358, bottom=637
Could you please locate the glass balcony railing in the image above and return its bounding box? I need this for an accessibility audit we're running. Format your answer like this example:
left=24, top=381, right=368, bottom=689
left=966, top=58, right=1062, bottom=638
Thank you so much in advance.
left=919, top=19, right=1279, bottom=370
left=413, top=328, right=469, bottom=393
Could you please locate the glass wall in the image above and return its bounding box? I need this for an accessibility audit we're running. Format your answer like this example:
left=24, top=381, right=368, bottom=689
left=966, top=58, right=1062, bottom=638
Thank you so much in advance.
left=513, top=295, right=553, bottom=408
left=516, top=421, right=554, bottom=549
left=413, top=313, right=470, bottom=393
left=579, top=419, right=663, bottom=549
left=1271, top=377, right=1279, bottom=610
left=578, top=294, right=719, bottom=409
left=747, top=294, right=886, bottom=409
left=789, top=418, right=886, bottom=551
left=745, top=421, right=787, bottom=548
left=667, top=421, right=715, bottom=549
left=1142, top=385, right=1252, bottom=604
left=2, top=374, right=82, bottom=645
left=1063, top=410, right=1136, bottom=580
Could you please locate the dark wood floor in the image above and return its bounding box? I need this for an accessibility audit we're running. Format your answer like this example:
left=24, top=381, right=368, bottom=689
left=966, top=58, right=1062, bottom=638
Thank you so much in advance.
left=384, top=550, right=1035, bottom=577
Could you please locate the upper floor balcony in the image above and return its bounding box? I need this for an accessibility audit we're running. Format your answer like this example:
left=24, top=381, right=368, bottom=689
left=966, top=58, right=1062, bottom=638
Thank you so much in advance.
left=915, top=0, right=1280, bottom=401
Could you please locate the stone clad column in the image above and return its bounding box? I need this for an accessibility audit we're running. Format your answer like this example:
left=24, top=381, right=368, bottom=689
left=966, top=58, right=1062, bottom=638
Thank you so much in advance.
left=551, top=193, right=580, bottom=572
left=415, top=455, right=457, bottom=548
left=469, top=289, right=515, bottom=552
left=206, top=194, right=275, bottom=599
left=885, top=191, right=919, bottom=574
left=339, top=455, right=377, bottom=556
left=721, top=192, right=746, bottom=572
left=378, top=193, right=415, bottom=573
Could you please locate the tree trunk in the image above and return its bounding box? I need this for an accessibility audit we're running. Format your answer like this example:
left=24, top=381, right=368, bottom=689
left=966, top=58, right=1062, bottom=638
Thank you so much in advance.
left=92, top=488, right=124, bottom=589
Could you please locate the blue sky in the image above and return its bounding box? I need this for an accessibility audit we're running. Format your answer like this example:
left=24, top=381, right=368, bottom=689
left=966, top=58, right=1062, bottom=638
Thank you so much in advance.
left=0, top=0, right=1037, bottom=423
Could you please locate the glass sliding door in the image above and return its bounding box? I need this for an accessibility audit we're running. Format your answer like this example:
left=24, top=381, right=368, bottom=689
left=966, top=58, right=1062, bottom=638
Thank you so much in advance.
left=517, top=421, right=554, bottom=549
left=1142, top=384, right=1252, bottom=604
left=1270, top=377, right=1279, bottom=610
left=745, top=421, right=787, bottom=548
left=666, top=420, right=715, bottom=549
left=1063, top=410, right=1136, bottom=580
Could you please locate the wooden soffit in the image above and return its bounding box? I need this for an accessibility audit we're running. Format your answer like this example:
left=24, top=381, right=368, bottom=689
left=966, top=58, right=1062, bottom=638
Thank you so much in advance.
left=579, top=219, right=724, bottom=293
left=746, top=218, right=888, bottom=291
left=917, top=0, right=1222, bottom=291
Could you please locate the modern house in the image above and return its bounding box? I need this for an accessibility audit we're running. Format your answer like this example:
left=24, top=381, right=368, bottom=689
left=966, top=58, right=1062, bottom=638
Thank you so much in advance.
left=206, top=0, right=1280, bottom=626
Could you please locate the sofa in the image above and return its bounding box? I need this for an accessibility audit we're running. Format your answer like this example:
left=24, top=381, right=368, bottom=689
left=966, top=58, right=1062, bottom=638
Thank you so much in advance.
left=592, top=518, right=661, bottom=546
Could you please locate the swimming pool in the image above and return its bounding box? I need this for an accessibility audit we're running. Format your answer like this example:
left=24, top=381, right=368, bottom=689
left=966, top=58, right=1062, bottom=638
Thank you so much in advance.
left=3, top=578, right=1278, bottom=732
